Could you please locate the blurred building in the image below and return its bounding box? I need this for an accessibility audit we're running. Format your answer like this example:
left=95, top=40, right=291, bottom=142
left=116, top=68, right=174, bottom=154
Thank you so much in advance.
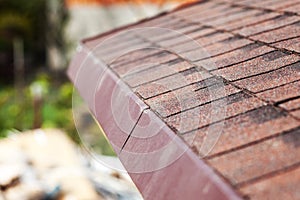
left=64, top=0, right=193, bottom=59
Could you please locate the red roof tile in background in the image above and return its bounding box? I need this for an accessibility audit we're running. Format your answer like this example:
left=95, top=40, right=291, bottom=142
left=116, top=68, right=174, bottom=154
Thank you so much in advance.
left=68, top=0, right=300, bottom=199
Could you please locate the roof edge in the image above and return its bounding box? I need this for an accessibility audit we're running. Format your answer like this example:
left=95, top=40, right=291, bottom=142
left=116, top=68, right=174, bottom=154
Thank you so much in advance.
left=81, top=0, right=204, bottom=44
left=67, top=41, right=243, bottom=200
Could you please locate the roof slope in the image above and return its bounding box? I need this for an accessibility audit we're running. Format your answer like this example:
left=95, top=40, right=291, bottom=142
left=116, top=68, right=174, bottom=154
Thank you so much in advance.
left=68, top=0, right=300, bottom=199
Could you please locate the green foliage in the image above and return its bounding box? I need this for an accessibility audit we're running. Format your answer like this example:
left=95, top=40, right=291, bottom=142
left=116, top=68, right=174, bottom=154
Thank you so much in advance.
left=0, top=0, right=68, bottom=66
left=0, top=0, right=114, bottom=156
left=0, top=73, right=116, bottom=156
left=0, top=73, right=70, bottom=136
left=0, top=0, right=47, bottom=51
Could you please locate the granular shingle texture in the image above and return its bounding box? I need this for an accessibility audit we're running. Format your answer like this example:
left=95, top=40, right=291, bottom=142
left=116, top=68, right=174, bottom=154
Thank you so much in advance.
left=68, top=0, right=300, bottom=199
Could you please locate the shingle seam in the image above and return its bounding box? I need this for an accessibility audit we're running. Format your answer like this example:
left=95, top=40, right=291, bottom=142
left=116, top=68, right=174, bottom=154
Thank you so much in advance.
left=142, top=81, right=232, bottom=118
left=77, top=42, right=151, bottom=139
left=201, top=9, right=263, bottom=27
left=110, top=50, right=162, bottom=68
left=149, top=37, right=248, bottom=62
left=125, top=63, right=198, bottom=88
left=152, top=33, right=234, bottom=52
left=150, top=67, right=300, bottom=134
left=152, top=26, right=212, bottom=43
left=225, top=61, right=300, bottom=82
left=269, top=35, right=300, bottom=44
left=289, top=108, right=300, bottom=112
left=234, top=33, right=300, bottom=57
left=119, top=109, right=146, bottom=153
left=255, top=79, right=300, bottom=95
left=237, top=161, right=300, bottom=188
left=215, top=0, right=300, bottom=16
left=249, top=78, right=297, bottom=97
left=127, top=68, right=193, bottom=88
left=227, top=13, right=282, bottom=32
left=97, top=39, right=145, bottom=56
left=274, top=96, right=300, bottom=121
left=68, top=43, right=153, bottom=156
left=177, top=101, right=274, bottom=136
left=114, top=57, right=180, bottom=79
left=186, top=7, right=246, bottom=26
left=134, top=76, right=218, bottom=100
left=178, top=105, right=266, bottom=135
left=229, top=80, right=300, bottom=123
left=175, top=9, right=300, bottom=56
left=153, top=92, right=242, bottom=119
left=246, top=21, right=300, bottom=37
left=207, top=49, right=276, bottom=71
left=205, top=126, right=300, bottom=160
left=190, top=45, right=251, bottom=62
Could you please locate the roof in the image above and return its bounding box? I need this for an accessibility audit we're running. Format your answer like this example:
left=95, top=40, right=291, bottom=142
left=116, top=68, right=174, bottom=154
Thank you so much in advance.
left=65, top=0, right=190, bottom=6
left=67, top=0, right=300, bottom=199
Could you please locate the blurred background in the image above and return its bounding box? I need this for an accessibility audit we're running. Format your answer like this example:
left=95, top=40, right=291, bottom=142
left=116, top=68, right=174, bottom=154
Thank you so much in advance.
left=0, top=0, right=192, bottom=199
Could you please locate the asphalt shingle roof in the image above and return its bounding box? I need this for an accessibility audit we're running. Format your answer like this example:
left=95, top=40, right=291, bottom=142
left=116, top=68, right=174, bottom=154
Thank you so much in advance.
left=68, top=0, right=300, bottom=199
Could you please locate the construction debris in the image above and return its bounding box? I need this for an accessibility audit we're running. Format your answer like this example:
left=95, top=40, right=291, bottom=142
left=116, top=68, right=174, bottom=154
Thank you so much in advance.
left=0, top=129, right=142, bottom=200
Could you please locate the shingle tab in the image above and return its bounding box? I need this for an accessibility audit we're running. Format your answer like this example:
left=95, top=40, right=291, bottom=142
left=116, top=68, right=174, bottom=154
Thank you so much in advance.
left=273, top=37, right=300, bottom=53
left=291, top=110, right=300, bottom=119
left=240, top=167, right=300, bottom=200
left=280, top=2, right=300, bottom=14
left=236, top=15, right=300, bottom=37
left=183, top=36, right=252, bottom=62
left=257, top=80, right=300, bottom=102
left=182, top=106, right=299, bottom=156
left=213, top=51, right=299, bottom=81
left=123, top=60, right=194, bottom=87
left=195, top=43, right=274, bottom=70
left=166, top=92, right=265, bottom=133
left=220, top=11, right=279, bottom=31
left=171, top=31, right=233, bottom=53
left=145, top=83, right=240, bottom=118
left=279, top=98, right=300, bottom=111
left=208, top=127, right=300, bottom=184
left=112, top=51, right=177, bottom=76
left=234, top=62, right=300, bottom=93
left=250, top=22, right=300, bottom=43
left=134, top=68, right=212, bottom=99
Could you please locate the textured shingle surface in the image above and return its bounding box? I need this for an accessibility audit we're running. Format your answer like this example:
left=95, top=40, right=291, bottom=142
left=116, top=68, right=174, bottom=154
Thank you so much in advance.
left=68, top=0, right=300, bottom=199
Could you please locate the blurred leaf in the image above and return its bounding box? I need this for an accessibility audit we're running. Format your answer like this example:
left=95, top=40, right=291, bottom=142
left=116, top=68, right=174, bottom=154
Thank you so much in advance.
left=0, top=12, right=31, bottom=38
